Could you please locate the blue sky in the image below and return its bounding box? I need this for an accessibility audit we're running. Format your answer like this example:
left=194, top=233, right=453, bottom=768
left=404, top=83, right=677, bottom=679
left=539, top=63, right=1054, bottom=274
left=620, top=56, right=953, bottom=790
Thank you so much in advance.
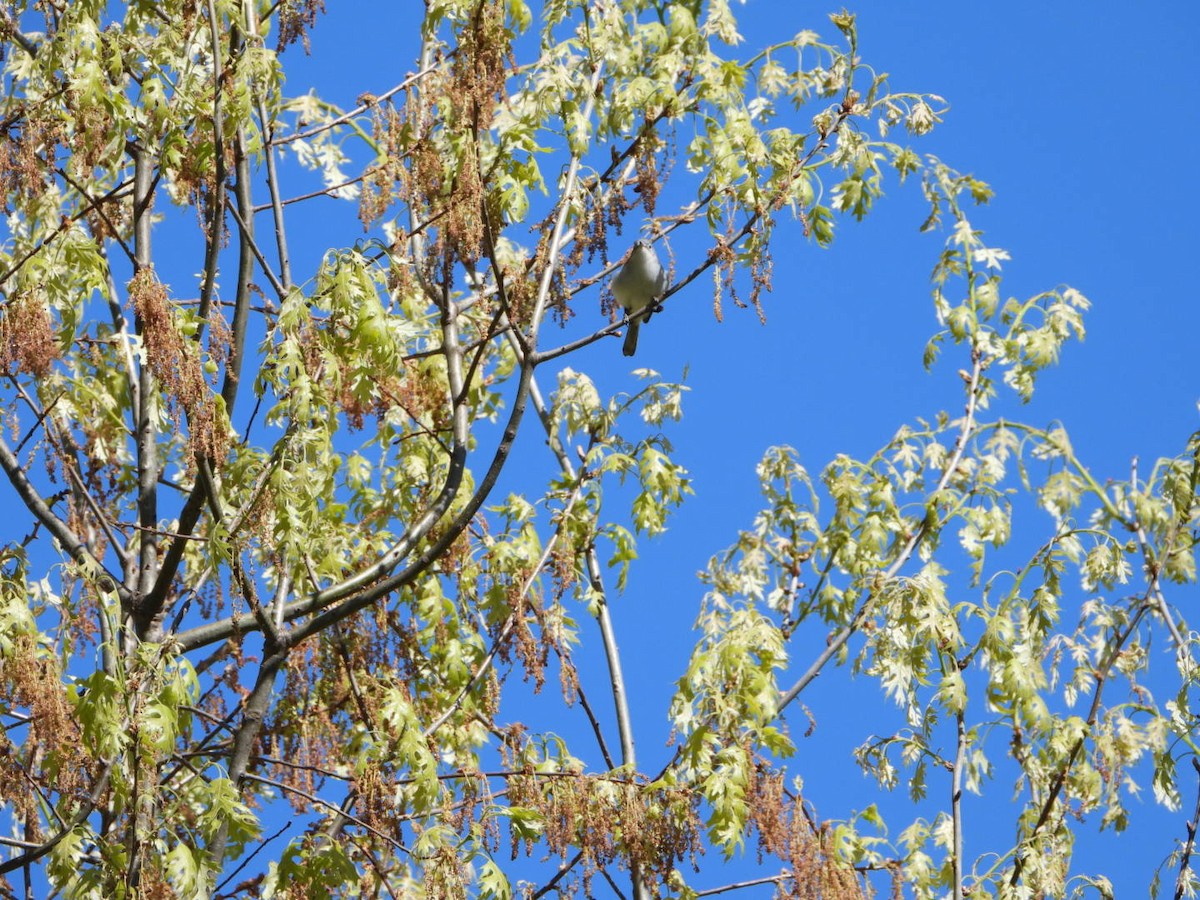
left=254, top=1, right=1200, bottom=893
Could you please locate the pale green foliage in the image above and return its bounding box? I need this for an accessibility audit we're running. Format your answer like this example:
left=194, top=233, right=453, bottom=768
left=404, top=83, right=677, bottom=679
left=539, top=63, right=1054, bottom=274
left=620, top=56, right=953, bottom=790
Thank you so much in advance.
left=547, top=368, right=692, bottom=592
left=691, top=200, right=1199, bottom=895
left=1, top=1, right=1195, bottom=899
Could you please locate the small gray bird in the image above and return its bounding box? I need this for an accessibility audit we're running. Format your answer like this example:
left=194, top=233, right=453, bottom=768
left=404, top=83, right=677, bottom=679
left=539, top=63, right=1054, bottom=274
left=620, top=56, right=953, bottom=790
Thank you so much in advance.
left=611, top=238, right=666, bottom=356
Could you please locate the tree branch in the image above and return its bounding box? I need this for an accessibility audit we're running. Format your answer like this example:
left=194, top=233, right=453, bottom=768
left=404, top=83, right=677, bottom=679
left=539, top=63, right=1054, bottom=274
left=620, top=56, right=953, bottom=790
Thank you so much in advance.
left=246, top=1, right=292, bottom=293
left=779, top=346, right=988, bottom=711
left=0, top=437, right=128, bottom=603
left=197, top=0, right=229, bottom=337
left=1008, top=602, right=1150, bottom=887
left=952, top=707, right=965, bottom=900
left=0, top=5, right=38, bottom=57
left=220, top=121, right=261, bottom=409
left=131, top=143, right=159, bottom=638
left=206, top=648, right=287, bottom=870
left=1174, top=758, right=1200, bottom=900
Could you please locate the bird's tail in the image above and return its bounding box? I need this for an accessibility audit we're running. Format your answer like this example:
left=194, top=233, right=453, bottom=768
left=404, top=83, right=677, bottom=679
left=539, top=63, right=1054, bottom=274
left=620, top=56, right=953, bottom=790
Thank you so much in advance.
left=622, top=319, right=639, bottom=357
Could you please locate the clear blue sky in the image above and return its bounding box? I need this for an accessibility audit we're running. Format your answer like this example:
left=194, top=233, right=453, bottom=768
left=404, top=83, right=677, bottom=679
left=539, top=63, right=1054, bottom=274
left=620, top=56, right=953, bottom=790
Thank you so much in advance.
left=275, top=1, right=1200, bottom=893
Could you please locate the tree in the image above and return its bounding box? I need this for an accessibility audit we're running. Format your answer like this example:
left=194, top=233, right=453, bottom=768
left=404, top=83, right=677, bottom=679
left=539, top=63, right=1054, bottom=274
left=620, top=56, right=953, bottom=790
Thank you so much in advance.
left=0, top=1, right=1196, bottom=898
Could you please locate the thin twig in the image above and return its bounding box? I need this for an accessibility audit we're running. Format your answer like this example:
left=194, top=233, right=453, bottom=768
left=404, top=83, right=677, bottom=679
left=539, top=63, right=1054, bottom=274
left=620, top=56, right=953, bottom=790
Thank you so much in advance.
left=247, top=0, right=292, bottom=291
left=251, top=170, right=369, bottom=211
left=271, top=67, right=436, bottom=147
left=239, top=772, right=410, bottom=856
left=212, top=819, right=291, bottom=897
left=952, top=707, right=965, bottom=900
left=1173, top=758, right=1200, bottom=900
left=695, top=872, right=793, bottom=896
left=222, top=192, right=287, bottom=302
left=530, top=850, right=585, bottom=900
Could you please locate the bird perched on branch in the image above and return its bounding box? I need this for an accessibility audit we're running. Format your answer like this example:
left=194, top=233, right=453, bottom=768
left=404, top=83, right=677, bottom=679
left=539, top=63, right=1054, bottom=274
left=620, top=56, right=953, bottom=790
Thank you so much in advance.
left=611, top=238, right=666, bottom=357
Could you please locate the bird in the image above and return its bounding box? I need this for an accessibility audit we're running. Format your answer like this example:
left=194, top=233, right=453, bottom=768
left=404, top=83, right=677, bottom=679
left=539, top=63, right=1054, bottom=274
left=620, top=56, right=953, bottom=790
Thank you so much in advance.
left=611, top=238, right=666, bottom=357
